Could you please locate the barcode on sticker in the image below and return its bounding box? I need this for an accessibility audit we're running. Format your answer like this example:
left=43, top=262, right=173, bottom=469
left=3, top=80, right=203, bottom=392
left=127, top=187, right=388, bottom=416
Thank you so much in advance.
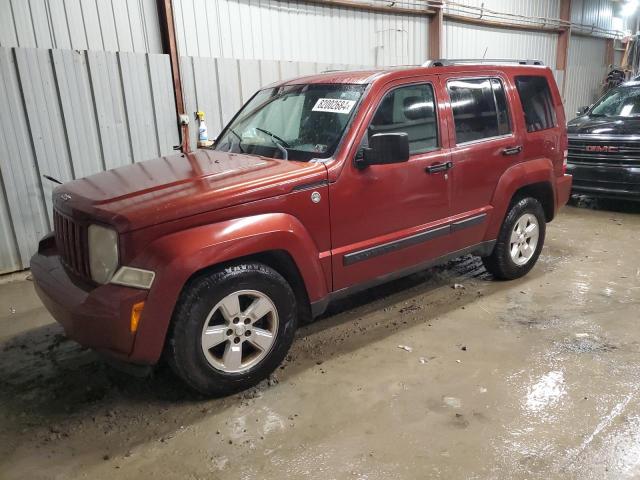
left=312, top=98, right=356, bottom=114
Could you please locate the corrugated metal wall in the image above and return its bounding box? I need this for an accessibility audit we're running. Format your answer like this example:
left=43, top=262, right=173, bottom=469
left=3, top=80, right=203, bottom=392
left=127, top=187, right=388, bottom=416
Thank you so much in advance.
left=442, top=8, right=561, bottom=97
left=614, top=48, right=623, bottom=67
left=441, top=0, right=613, bottom=119
left=443, top=0, right=615, bottom=33
left=564, top=35, right=608, bottom=119
left=443, top=21, right=558, bottom=66
left=173, top=0, right=429, bottom=66
left=565, top=0, right=616, bottom=120
left=571, top=0, right=616, bottom=32
left=444, top=0, right=560, bottom=19
left=0, top=0, right=621, bottom=274
left=0, top=0, right=163, bottom=53
left=0, top=47, right=178, bottom=273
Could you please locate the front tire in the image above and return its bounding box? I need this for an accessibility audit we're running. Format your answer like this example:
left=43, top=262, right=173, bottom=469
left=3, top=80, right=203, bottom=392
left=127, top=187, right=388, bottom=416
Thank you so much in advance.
left=167, top=262, right=298, bottom=396
left=482, top=197, right=546, bottom=280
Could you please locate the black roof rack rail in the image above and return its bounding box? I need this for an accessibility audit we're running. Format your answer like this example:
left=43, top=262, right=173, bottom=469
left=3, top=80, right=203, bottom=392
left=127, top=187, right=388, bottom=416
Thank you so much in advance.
left=423, top=58, right=544, bottom=67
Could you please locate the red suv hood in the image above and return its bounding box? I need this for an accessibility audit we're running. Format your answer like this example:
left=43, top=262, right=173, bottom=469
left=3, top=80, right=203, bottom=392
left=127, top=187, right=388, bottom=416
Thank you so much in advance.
left=53, top=150, right=327, bottom=232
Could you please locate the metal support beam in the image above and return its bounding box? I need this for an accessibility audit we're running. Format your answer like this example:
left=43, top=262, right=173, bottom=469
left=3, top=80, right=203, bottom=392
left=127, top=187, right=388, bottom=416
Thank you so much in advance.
left=429, top=3, right=443, bottom=60
left=555, top=0, right=572, bottom=101
left=605, top=38, right=615, bottom=66
left=555, top=0, right=571, bottom=71
left=157, top=0, right=190, bottom=153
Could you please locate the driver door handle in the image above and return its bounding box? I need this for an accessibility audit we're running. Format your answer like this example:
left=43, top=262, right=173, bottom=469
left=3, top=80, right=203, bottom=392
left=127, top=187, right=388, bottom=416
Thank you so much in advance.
left=426, top=161, right=453, bottom=174
left=502, top=146, right=522, bottom=156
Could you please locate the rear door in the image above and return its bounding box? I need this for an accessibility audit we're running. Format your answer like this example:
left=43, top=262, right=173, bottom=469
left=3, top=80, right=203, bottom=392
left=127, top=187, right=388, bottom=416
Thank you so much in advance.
left=441, top=73, right=523, bottom=250
left=512, top=73, right=566, bottom=177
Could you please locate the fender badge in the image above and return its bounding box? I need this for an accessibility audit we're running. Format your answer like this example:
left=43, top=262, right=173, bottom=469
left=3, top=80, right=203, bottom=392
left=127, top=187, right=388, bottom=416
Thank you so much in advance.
left=310, top=191, right=321, bottom=204
left=59, top=193, right=72, bottom=202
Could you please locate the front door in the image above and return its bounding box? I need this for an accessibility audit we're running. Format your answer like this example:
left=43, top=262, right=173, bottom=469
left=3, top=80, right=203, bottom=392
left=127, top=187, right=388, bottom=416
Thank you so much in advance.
left=329, top=77, right=453, bottom=291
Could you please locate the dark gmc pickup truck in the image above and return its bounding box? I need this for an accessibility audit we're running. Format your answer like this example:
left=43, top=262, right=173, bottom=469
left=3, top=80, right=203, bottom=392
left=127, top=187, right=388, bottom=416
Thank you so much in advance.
left=567, top=80, right=640, bottom=201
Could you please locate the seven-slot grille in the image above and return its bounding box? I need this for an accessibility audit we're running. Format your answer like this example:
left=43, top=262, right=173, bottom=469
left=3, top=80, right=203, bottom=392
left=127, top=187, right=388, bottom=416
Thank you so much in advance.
left=568, top=137, right=640, bottom=166
left=53, top=210, right=90, bottom=279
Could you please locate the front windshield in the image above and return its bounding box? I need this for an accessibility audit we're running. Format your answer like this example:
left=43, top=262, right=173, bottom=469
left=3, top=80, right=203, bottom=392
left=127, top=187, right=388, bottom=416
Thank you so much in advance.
left=590, top=86, right=640, bottom=118
left=214, top=83, right=366, bottom=161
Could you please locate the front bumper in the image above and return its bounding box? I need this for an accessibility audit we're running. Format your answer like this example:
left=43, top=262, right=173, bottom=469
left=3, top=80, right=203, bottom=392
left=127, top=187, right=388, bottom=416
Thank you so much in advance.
left=567, top=163, right=640, bottom=200
left=31, top=235, right=149, bottom=362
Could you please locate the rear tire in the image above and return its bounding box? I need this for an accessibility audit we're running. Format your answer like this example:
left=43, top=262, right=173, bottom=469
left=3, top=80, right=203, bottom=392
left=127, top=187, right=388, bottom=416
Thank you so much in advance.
left=167, top=262, right=298, bottom=396
left=482, top=197, right=546, bottom=280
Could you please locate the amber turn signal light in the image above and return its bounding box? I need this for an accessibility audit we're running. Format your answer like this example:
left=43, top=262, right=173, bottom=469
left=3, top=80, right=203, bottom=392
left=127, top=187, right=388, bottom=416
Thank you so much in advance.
left=130, top=301, right=145, bottom=333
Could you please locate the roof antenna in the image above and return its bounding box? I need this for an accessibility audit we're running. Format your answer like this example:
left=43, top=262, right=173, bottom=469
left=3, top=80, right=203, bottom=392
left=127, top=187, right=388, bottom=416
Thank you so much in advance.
left=43, top=174, right=62, bottom=185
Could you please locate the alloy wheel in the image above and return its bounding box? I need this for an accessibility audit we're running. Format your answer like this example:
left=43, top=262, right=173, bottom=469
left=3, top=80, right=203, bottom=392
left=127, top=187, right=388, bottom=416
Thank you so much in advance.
left=509, top=213, right=539, bottom=266
left=200, top=289, right=279, bottom=373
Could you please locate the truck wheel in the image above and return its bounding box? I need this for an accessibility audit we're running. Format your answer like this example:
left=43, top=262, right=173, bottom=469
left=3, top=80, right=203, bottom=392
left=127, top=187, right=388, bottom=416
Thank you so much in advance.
left=482, top=197, right=546, bottom=280
left=167, top=262, right=297, bottom=396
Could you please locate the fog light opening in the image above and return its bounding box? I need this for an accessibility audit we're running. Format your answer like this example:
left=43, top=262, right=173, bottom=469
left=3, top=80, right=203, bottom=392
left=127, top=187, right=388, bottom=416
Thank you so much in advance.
left=111, top=266, right=155, bottom=289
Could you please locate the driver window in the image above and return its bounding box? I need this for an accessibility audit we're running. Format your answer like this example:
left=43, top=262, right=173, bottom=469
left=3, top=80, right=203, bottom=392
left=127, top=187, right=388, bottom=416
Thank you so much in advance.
left=368, top=83, right=439, bottom=155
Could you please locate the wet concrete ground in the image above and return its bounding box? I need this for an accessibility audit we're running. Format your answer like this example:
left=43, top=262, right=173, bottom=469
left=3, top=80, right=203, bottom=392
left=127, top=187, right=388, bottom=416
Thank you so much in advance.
left=1, top=201, right=639, bottom=480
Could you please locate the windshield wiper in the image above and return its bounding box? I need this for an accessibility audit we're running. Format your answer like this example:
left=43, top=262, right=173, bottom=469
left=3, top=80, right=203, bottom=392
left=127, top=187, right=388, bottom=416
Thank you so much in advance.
left=227, top=128, right=245, bottom=153
left=255, top=127, right=290, bottom=148
left=255, top=127, right=289, bottom=160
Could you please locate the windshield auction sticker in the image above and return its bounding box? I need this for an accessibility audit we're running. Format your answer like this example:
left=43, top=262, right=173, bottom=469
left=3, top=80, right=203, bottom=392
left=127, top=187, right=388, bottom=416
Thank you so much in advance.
left=312, top=98, right=356, bottom=114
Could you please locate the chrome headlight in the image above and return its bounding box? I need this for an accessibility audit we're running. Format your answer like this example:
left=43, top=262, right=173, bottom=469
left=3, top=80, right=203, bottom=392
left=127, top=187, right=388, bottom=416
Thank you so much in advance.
left=88, top=224, right=119, bottom=284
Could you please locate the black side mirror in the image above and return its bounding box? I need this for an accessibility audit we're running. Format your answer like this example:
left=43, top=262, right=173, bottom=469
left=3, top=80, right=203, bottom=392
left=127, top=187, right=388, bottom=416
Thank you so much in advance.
left=356, top=132, right=410, bottom=169
left=577, top=105, right=590, bottom=116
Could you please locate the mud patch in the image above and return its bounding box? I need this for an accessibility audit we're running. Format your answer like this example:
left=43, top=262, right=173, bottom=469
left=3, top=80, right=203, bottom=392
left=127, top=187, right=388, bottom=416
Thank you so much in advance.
left=449, top=412, right=470, bottom=429
left=499, top=306, right=561, bottom=330
left=559, top=335, right=618, bottom=354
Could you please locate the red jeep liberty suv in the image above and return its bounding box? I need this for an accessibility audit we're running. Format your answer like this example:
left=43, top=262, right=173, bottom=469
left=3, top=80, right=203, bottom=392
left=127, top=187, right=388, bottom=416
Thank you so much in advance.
left=32, top=60, right=572, bottom=395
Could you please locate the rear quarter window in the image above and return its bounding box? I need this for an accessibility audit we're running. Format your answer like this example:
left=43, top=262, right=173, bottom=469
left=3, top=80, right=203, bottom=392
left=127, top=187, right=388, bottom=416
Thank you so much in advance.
left=515, top=76, right=557, bottom=132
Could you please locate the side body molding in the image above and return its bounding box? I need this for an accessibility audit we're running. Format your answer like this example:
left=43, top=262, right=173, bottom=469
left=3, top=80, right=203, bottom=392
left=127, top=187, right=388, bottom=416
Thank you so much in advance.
left=484, top=158, right=556, bottom=241
left=128, top=213, right=328, bottom=364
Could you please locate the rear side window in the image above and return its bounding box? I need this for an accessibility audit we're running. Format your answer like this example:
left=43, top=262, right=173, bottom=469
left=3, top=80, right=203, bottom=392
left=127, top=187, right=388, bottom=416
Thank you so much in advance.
left=447, top=78, right=511, bottom=144
left=368, top=83, right=438, bottom=154
left=515, top=76, right=557, bottom=132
